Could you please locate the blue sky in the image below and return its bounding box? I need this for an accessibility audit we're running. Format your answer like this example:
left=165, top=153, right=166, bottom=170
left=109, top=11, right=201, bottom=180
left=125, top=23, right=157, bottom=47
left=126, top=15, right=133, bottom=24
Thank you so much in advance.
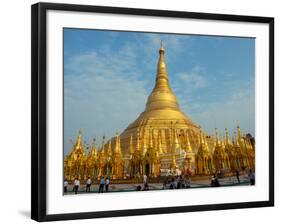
left=64, top=28, right=255, bottom=154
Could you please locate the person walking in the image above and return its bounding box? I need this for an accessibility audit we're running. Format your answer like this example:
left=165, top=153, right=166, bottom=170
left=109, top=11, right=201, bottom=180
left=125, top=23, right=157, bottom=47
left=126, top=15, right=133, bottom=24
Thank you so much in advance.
left=98, top=176, right=105, bottom=193
left=74, top=177, right=80, bottom=194
left=64, top=179, right=68, bottom=193
left=214, top=175, right=220, bottom=187
left=143, top=174, right=147, bottom=185
left=105, top=177, right=110, bottom=192
left=185, top=175, right=191, bottom=188
left=176, top=175, right=181, bottom=189
left=248, top=169, right=255, bottom=185
left=235, top=169, right=240, bottom=184
left=86, top=177, right=92, bottom=192
left=211, top=175, right=216, bottom=187
left=143, top=183, right=149, bottom=191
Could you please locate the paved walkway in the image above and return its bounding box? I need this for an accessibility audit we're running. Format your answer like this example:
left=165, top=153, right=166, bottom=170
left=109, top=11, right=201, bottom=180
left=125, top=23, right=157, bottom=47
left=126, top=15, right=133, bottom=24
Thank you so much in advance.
left=64, top=175, right=252, bottom=195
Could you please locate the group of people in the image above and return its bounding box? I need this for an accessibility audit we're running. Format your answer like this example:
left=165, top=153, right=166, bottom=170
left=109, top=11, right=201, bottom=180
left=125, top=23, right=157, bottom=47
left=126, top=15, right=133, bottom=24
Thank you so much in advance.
left=63, top=169, right=256, bottom=194
left=235, top=169, right=255, bottom=185
left=135, top=174, right=151, bottom=191
left=162, top=174, right=191, bottom=190
left=63, top=176, right=110, bottom=194
left=98, top=176, right=110, bottom=193
left=211, top=169, right=255, bottom=187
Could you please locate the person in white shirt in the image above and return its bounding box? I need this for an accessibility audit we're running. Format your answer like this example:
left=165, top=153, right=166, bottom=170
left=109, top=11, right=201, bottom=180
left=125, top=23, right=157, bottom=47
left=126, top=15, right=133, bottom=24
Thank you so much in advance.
left=105, top=177, right=110, bottom=192
left=143, top=174, right=147, bottom=184
left=63, top=179, right=68, bottom=193
left=86, top=177, right=92, bottom=192
left=74, top=177, right=80, bottom=194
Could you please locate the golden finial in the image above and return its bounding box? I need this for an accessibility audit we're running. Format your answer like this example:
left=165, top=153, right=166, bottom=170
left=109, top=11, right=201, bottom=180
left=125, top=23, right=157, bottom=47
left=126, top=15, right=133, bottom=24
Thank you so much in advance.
left=237, top=125, right=241, bottom=141
left=160, top=40, right=164, bottom=51
left=100, top=136, right=105, bottom=154
left=115, top=133, right=119, bottom=153
left=76, top=128, right=83, bottom=147
left=215, top=128, right=219, bottom=145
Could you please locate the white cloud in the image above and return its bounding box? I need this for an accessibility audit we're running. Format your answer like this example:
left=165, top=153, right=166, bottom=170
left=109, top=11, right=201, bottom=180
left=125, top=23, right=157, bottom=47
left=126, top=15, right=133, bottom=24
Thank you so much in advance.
left=189, top=86, right=255, bottom=137
left=64, top=43, right=149, bottom=153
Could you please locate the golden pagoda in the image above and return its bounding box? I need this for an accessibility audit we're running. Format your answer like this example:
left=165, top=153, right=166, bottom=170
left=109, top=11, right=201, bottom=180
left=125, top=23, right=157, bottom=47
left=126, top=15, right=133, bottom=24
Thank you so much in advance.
left=64, top=44, right=255, bottom=181
left=111, top=43, right=203, bottom=176
left=64, top=129, right=87, bottom=180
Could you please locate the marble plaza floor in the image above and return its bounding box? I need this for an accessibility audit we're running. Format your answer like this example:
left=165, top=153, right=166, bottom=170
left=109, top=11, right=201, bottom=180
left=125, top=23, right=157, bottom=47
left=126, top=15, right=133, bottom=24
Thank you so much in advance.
left=64, top=175, right=252, bottom=195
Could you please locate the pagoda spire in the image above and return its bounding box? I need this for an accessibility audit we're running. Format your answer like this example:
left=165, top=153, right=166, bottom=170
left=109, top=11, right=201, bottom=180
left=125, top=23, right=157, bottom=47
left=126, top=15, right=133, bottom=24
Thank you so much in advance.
left=157, top=42, right=169, bottom=81
left=215, top=128, right=220, bottom=146
left=237, top=125, right=242, bottom=142
left=107, top=139, right=112, bottom=157
left=204, top=135, right=210, bottom=153
left=100, top=135, right=105, bottom=155
left=114, top=132, right=119, bottom=153
left=88, top=138, right=97, bottom=157
left=145, top=43, right=180, bottom=111
left=76, top=128, right=83, bottom=148
left=233, top=131, right=239, bottom=146
left=200, top=128, right=205, bottom=145
left=225, top=128, right=231, bottom=145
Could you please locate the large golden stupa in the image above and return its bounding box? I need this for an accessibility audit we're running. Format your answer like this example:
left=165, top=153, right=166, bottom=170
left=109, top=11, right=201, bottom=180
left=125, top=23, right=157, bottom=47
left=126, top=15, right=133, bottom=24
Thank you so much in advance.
left=119, top=44, right=201, bottom=154
left=64, top=44, right=255, bottom=181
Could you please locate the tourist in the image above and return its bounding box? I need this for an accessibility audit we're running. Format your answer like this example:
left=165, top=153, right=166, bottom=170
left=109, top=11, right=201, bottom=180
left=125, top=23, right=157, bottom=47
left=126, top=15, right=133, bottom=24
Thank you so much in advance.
left=98, top=176, right=105, bottom=193
left=185, top=176, right=191, bottom=188
left=185, top=167, right=191, bottom=177
left=63, top=179, right=68, bottom=193
left=248, top=169, right=255, bottom=185
left=143, top=174, right=147, bottom=185
left=214, top=175, right=220, bottom=187
left=86, top=176, right=92, bottom=192
left=169, top=177, right=175, bottom=189
left=180, top=175, right=185, bottom=188
left=211, top=174, right=220, bottom=187
left=163, top=179, right=167, bottom=189
left=105, top=177, right=110, bottom=192
left=176, top=176, right=181, bottom=189
left=173, top=178, right=178, bottom=189
left=143, top=183, right=149, bottom=191
left=235, top=169, right=240, bottom=184
left=74, top=177, right=80, bottom=194
left=211, top=175, right=216, bottom=187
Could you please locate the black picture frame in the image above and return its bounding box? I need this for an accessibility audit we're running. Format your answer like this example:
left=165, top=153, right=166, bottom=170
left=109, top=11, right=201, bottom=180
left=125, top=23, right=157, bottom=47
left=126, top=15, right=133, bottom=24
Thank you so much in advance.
left=31, top=2, right=274, bottom=222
